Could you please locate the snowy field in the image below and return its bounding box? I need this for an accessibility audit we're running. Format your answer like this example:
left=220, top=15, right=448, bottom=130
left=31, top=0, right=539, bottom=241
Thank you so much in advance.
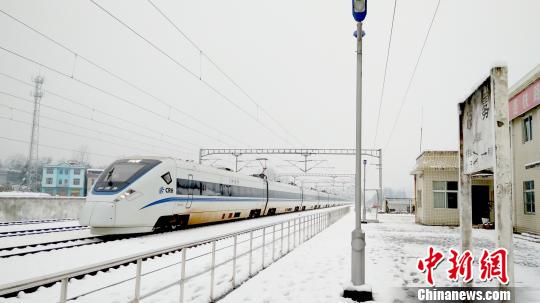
left=221, top=212, right=540, bottom=303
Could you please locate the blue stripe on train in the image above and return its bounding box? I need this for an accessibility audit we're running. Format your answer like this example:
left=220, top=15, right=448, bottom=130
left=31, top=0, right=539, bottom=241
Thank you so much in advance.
left=139, top=196, right=269, bottom=210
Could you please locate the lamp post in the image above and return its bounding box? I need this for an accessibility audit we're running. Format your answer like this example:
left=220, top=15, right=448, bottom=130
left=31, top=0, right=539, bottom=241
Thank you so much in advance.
left=351, top=0, right=367, bottom=287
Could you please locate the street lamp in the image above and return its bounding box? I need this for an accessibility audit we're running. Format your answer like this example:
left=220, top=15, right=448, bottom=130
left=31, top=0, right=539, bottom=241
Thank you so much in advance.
left=351, top=0, right=367, bottom=289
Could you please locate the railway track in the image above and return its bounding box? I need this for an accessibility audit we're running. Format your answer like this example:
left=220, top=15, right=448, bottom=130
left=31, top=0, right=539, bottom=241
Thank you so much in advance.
left=0, top=218, right=76, bottom=226
left=0, top=225, right=89, bottom=238
left=0, top=237, right=103, bottom=258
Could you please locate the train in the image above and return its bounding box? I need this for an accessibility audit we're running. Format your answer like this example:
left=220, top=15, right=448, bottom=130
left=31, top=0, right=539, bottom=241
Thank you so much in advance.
left=79, top=156, right=349, bottom=235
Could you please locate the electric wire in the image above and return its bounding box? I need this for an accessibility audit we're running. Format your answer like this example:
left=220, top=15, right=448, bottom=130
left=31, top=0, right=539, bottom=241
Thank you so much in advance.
left=0, top=103, right=181, bottom=157
left=0, top=8, right=248, bottom=148
left=146, top=0, right=304, bottom=147
left=372, top=0, right=397, bottom=147
left=0, top=135, right=117, bottom=159
left=0, top=44, right=232, bottom=148
left=89, top=0, right=293, bottom=146
left=0, top=72, right=197, bottom=152
left=0, top=89, right=198, bottom=156
left=383, top=0, right=441, bottom=150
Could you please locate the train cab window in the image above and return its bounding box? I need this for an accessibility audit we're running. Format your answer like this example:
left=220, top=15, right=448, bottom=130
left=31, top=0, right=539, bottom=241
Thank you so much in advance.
left=94, top=159, right=161, bottom=193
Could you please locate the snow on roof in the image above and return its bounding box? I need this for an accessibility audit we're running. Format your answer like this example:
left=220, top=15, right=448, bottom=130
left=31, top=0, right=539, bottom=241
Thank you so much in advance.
left=411, top=150, right=458, bottom=174
left=509, top=64, right=540, bottom=99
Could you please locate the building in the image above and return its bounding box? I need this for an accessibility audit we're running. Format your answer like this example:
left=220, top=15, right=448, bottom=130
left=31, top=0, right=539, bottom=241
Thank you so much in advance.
left=411, top=151, right=494, bottom=226
left=0, top=169, right=23, bottom=191
left=40, top=162, right=86, bottom=197
left=383, top=198, right=413, bottom=213
left=85, top=168, right=104, bottom=196
left=509, top=64, right=540, bottom=235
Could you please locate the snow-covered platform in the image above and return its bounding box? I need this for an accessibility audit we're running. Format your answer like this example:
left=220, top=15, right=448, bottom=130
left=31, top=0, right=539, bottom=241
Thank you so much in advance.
left=221, top=213, right=540, bottom=303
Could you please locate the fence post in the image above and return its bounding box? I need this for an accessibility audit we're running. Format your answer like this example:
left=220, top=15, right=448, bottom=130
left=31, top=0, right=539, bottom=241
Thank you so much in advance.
left=232, top=235, right=237, bottom=289
left=249, top=231, right=253, bottom=277
left=134, top=258, right=142, bottom=302
left=287, top=220, right=291, bottom=253
left=272, top=225, right=276, bottom=262
left=262, top=227, right=266, bottom=270
left=280, top=222, right=284, bottom=256
left=59, top=277, right=68, bottom=303
left=293, top=218, right=296, bottom=249
left=210, top=241, right=216, bottom=301
left=179, top=248, right=186, bottom=303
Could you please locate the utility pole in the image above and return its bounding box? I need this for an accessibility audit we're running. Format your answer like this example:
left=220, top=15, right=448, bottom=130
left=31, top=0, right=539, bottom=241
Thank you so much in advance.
left=25, top=75, right=44, bottom=192
left=351, top=0, right=367, bottom=286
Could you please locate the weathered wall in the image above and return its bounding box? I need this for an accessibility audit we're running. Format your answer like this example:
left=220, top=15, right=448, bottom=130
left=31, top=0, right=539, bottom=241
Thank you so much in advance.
left=0, top=197, right=85, bottom=222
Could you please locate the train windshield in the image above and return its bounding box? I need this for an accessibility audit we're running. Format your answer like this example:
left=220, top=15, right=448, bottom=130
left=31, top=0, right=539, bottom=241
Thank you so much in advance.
left=94, top=159, right=161, bottom=193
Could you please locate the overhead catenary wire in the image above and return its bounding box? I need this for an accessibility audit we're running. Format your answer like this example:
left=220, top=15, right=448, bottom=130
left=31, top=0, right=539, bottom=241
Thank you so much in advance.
left=0, top=103, right=183, bottom=158
left=0, top=8, right=249, bottom=148
left=0, top=72, right=197, bottom=152
left=0, top=45, right=232, bottom=148
left=89, top=0, right=293, bottom=146
left=0, top=135, right=117, bottom=159
left=384, top=0, right=441, bottom=150
left=372, top=0, right=397, bottom=148
left=0, top=89, right=198, bottom=156
left=146, top=0, right=305, bottom=147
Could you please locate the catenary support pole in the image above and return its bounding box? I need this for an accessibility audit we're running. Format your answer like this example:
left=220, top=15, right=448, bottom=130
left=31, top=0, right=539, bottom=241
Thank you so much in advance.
left=351, top=20, right=366, bottom=286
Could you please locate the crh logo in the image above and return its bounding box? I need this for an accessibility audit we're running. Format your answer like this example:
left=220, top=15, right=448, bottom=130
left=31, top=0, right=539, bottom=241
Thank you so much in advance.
left=159, top=186, right=173, bottom=194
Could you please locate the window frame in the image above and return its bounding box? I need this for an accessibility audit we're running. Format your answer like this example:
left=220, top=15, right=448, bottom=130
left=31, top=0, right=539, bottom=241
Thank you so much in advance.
left=523, top=180, right=535, bottom=214
left=433, top=181, right=458, bottom=209
left=523, top=115, right=533, bottom=143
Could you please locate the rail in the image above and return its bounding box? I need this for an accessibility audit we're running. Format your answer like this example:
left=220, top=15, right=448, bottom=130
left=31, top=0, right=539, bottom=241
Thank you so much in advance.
left=0, top=206, right=350, bottom=302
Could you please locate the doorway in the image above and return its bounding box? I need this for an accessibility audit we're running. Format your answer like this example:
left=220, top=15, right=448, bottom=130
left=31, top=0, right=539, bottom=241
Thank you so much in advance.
left=472, top=185, right=490, bottom=224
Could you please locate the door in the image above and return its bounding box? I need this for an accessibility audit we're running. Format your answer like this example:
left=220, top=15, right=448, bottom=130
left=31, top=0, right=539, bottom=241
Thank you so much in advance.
left=472, top=186, right=490, bottom=224
left=186, top=174, right=194, bottom=208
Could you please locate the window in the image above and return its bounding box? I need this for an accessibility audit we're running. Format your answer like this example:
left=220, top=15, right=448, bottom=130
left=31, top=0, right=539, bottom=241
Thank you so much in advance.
left=65, top=169, right=70, bottom=175
left=59, top=179, right=62, bottom=185
left=74, top=169, right=81, bottom=175
left=433, top=181, right=458, bottom=209
left=523, top=116, right=533, bottom=142
left=524, top=181, right=535, bottom=214
left=417, top=190, right=422, bottom=208
left=46, top=178, right=53, bottom=185
left=46, top=168, right=53, bottom=174
left=73, top=178, right=80, bottom=186
left=59, top=169, right=63, bottom=175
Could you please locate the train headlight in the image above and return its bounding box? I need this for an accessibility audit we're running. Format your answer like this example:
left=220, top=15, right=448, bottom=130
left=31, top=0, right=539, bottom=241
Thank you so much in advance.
left=114, top=189, right=136, bottom=202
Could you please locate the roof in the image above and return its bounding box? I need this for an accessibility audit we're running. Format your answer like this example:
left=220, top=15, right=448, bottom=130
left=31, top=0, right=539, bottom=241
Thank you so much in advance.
left=509, top=64, right=540, bottom=99
left=411, top=150, right=458, bottom=175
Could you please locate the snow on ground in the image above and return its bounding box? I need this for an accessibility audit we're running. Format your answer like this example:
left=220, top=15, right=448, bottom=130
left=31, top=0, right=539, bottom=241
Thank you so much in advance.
left=0, top=192, right=51, bottom=198
left=221, top=212, right=540, bottom=303
left=0, top=207, right=345, bottom=302
left=1, top=210, right=538, bottom=302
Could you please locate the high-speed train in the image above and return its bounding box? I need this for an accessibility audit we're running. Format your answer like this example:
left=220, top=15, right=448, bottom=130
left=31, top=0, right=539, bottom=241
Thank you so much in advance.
left=79, top=156, right=349, bottom=235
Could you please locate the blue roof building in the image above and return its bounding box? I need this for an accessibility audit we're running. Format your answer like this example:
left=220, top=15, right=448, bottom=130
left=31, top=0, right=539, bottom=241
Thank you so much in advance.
left=41, top=162, right=87, bottom=197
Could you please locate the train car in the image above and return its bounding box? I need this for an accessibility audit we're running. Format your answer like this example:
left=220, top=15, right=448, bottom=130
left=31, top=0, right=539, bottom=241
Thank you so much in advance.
left=79, top=156, right=348, bottom=235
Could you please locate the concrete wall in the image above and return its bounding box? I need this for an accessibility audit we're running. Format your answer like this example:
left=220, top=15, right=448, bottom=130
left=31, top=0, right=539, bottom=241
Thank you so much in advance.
left=0, top=197, right=84, bottom=222
left=512, top=106, right=540, bottom=235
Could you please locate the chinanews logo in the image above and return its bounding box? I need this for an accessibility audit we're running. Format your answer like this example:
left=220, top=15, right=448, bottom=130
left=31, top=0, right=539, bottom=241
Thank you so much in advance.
left=159, top=186, right=165, bottom=194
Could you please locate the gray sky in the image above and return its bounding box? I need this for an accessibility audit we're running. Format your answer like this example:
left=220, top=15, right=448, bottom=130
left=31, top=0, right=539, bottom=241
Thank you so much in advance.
left=1, top=0, right=539, bottom=194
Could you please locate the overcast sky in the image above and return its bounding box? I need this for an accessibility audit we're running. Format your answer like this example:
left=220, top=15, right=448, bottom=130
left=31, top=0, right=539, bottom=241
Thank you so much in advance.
left=1, top=0, right=539, bottom=194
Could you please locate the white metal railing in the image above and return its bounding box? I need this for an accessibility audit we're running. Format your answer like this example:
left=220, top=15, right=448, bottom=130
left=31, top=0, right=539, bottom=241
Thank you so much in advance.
left=0, top=206, right=350, bottom=303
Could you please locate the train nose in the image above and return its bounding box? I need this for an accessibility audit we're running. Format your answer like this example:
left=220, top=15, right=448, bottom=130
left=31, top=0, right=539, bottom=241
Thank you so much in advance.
left=78, top=202, right=116, bottom=227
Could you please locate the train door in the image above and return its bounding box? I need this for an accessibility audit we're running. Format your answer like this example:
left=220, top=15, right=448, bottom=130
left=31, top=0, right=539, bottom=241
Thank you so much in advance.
left=186, top=174, right=194, bottom=208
